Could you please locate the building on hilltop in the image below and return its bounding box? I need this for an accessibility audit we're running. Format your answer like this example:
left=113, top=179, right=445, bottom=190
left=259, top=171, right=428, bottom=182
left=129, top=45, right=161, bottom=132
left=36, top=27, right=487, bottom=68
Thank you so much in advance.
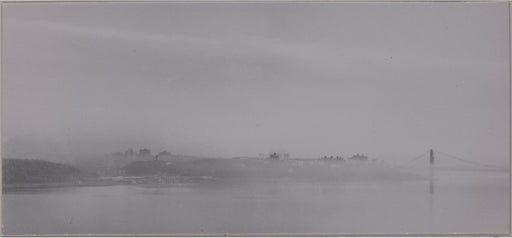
left=349, top=154, right=368, bottom=161
left=322, top=155, right=345, bottom=161
left=124, top=149, right=136, bottom=161
left=156, top=151, right=172, bottom=160
left=112, top=149, right=138, bottom=167
left=269, top=152, right=280, bottom=159
left=112, top=152, right=126, bottom=168
left=267, top=152, right=291, bottom=160
left=138, top=148, right=152, bottom=160
left=112, top=148, right=171, bottom=166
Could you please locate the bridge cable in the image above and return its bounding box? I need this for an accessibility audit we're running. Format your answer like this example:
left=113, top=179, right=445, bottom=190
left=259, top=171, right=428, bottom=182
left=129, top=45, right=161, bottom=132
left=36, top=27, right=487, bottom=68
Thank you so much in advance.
left=434, top=150, right=503, bottom=169
left=396, top=151, right=430, bottom=168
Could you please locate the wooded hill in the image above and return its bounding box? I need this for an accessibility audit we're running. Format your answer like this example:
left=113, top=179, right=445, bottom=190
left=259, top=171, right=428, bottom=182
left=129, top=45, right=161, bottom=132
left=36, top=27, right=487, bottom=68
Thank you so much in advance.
left=3, top=158, right=86, bottom=184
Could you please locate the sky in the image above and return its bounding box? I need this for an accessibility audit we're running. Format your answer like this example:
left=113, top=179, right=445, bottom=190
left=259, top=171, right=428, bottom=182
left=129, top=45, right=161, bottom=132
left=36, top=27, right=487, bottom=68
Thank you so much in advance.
left=2, top=2, right=510, bottom=165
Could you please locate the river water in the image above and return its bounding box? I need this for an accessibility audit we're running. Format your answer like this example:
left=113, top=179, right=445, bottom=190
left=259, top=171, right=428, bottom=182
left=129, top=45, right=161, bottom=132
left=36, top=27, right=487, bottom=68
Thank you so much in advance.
left=2, top=169, right=509, bottom=235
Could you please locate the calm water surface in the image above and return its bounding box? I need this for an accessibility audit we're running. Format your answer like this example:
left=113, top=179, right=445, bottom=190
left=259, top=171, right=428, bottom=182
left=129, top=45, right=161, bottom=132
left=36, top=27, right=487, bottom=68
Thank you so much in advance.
left=2, top=170, right=509, bottom=235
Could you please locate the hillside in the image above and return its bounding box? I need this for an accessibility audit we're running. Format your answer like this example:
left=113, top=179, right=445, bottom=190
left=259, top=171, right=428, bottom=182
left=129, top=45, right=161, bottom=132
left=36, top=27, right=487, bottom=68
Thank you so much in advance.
left=123, top=158, right=423, bottom=182
left=3, top=158, right=86, bottom=184
left=122, top=160, right=168, bottom=175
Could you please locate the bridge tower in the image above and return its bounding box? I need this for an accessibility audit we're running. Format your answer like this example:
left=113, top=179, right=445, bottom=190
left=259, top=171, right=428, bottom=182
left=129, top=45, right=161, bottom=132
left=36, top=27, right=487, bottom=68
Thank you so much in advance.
left=429, top=149, right=434, bottom=194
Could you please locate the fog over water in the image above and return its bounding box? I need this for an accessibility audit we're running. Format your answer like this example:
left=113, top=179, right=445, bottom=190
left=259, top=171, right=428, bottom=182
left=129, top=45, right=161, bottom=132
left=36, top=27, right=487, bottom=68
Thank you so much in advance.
left=2, top=2, right=509, bottom=165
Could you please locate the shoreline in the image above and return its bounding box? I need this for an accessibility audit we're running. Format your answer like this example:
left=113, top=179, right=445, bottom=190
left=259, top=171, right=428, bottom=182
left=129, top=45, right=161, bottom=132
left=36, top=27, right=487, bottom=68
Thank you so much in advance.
left=2, top=175, right=218, bottom=192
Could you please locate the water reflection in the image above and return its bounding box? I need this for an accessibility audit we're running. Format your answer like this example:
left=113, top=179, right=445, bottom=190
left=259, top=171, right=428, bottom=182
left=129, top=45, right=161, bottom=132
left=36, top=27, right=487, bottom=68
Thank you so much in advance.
left=2, top=170, right=509, bottom=235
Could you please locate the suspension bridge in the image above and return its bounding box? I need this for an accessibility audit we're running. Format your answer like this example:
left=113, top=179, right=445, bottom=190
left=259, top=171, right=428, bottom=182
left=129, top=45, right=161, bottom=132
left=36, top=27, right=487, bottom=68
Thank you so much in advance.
left=397, top=149, right=506, bottom=171
left=395, top=149, right=508, bottom=194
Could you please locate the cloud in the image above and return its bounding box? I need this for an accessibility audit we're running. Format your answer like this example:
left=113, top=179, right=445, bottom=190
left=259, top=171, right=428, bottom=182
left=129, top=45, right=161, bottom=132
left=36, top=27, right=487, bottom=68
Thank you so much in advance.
left=14, top=17, right=504, bottom=85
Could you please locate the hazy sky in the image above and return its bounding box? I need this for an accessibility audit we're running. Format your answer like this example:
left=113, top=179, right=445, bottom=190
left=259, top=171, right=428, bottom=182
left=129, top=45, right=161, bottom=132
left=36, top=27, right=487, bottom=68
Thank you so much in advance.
left=2, top=2, right=509, bottom=165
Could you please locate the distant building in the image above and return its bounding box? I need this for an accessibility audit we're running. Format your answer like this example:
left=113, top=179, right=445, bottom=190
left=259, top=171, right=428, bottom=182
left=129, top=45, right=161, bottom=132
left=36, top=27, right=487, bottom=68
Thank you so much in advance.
left=349, top=154, right=368, bottom=161
left=322, top=155, right=344, bottom=161
left=111, top=152, right=125, bottom=167
left=138, top=148, right=152, bottom=160
left=267, top=152, right=291, bottom=160
left=112, top=150, right=136, bottom=167
left=156, top=151, right=172, bottom=160
left=269, top=152, right=280, bottom=159
left=124, top=149, right=136, bottom=161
